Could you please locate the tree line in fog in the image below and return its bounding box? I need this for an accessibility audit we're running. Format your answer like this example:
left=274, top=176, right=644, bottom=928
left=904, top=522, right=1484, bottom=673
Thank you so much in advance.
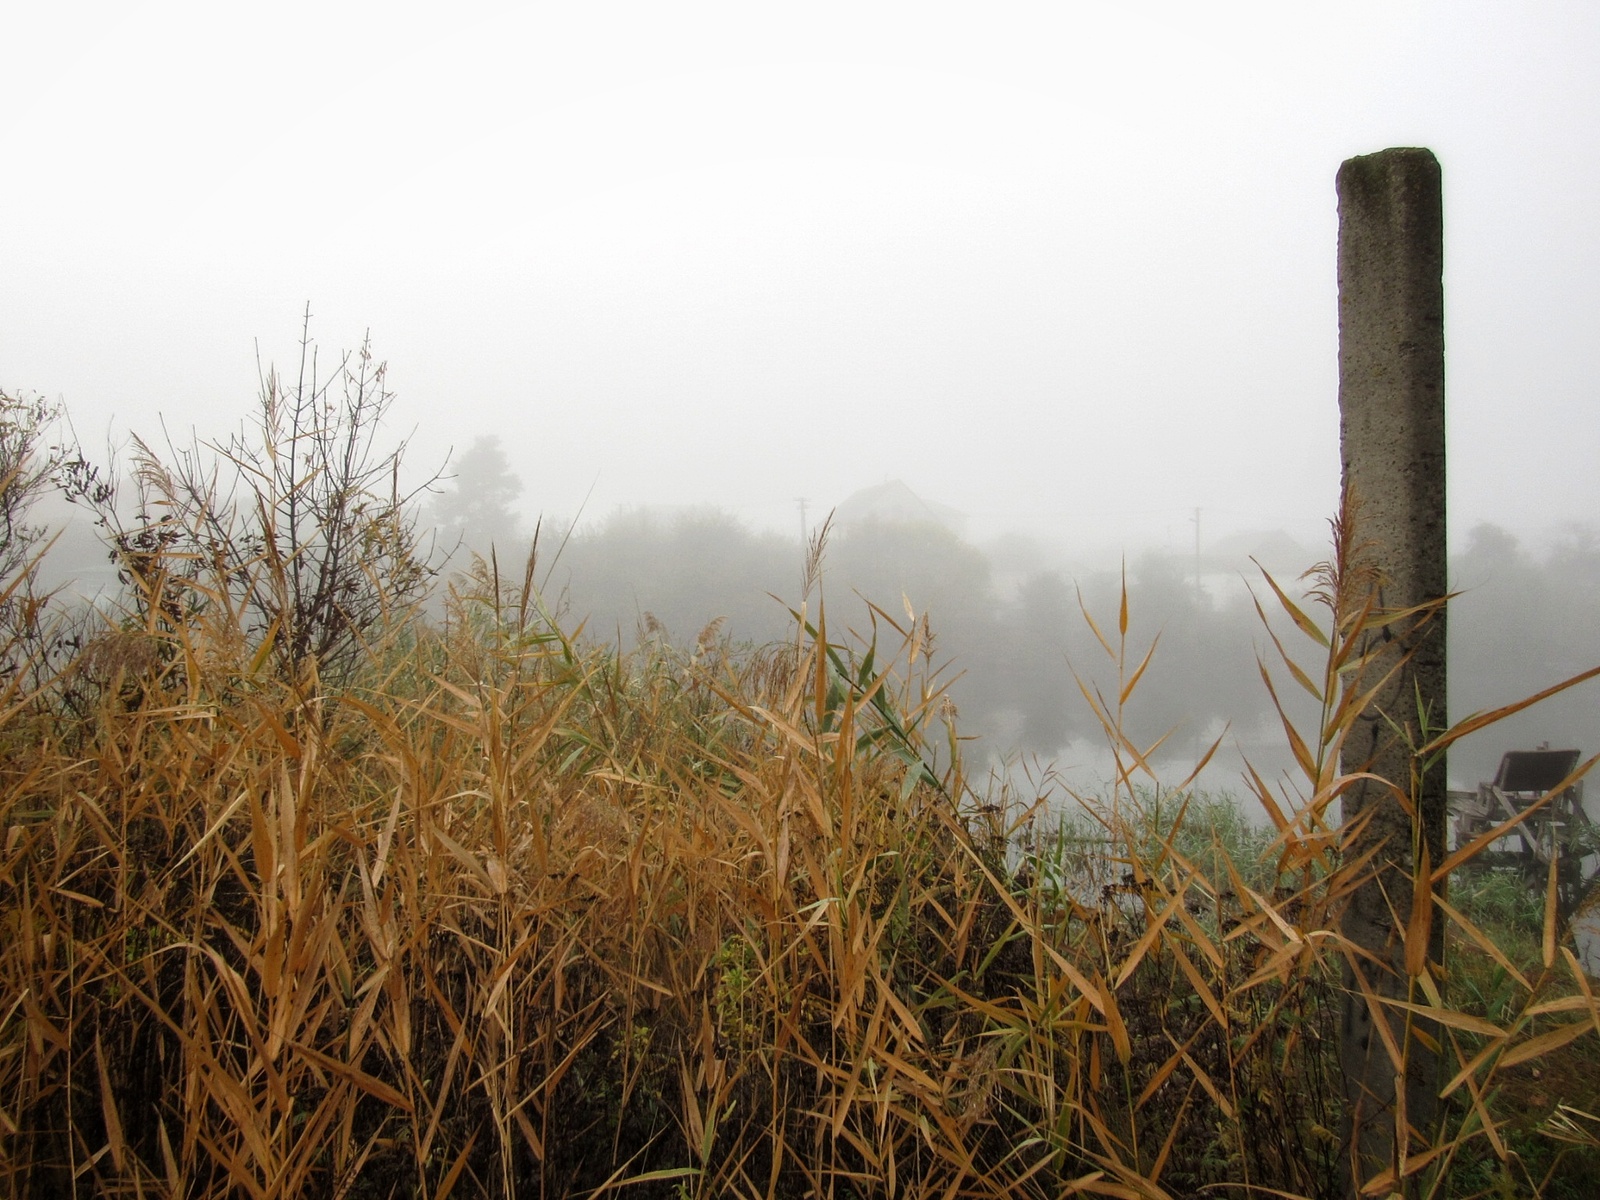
left=23, top=410, right=1595, bottom=794
left=430, top=436, right=1600, bottom=790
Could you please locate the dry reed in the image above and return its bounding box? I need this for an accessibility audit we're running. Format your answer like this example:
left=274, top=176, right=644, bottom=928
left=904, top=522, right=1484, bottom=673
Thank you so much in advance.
left=1, top=499, right=1597, bottom=1198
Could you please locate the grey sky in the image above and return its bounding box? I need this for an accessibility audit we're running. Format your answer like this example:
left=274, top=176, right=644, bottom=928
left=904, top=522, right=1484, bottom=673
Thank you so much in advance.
left=3, top=1, right=1596, bottom=556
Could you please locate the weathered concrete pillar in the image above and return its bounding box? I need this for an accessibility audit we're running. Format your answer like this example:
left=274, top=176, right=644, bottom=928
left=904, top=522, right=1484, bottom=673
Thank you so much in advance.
left=1336, top=147, right=1448, bottom=1194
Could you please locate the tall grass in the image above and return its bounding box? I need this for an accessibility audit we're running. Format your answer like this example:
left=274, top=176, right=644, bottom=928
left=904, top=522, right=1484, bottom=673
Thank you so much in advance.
left=1, top=503, right=1598, bottom=1197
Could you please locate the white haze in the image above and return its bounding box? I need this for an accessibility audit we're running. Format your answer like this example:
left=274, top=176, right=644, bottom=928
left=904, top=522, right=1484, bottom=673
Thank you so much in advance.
left=3, top=0, right=1597, bottom=559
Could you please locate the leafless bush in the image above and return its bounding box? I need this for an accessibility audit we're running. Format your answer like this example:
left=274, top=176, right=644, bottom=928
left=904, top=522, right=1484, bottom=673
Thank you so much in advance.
left=0, top=389, right=90, bottom=698
left=66, top=309, right=441, bottom=692
left=0, top=390, right=66, bottom=585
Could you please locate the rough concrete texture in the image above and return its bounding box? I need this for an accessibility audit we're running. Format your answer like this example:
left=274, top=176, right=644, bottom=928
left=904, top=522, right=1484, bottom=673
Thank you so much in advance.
left=1335, top=146, right=1448, bottom=1193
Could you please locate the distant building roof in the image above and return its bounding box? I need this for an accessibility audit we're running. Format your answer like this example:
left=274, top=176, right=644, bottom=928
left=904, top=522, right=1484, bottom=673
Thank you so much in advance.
left=832, top=480, right=965, bottom=534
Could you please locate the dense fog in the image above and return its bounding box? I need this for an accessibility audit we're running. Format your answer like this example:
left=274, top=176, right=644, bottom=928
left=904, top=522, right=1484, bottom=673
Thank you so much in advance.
left=9, top=7, right=1596, bottom=814
left=57, top=427, right=1589, bottom=798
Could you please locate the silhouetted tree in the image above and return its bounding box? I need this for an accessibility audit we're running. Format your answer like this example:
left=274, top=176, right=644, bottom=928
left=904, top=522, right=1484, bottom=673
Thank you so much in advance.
left=1067, top=550, right=1272, bottom=756
left=553, top=507, right=795, bottom=647
left=1449, top=522, right=1600, bottom=785
left=433, top=434, right=525, bottom=564
left=828, top=517, right=995, bottom=725
left=1001, top=570, right=1079, bottom=752
left=69, top=313, right=439, bottom=690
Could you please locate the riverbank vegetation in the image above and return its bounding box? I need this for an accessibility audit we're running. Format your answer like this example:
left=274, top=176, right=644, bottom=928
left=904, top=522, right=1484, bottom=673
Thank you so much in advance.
left=3, top=352, right=1600, bottom=1197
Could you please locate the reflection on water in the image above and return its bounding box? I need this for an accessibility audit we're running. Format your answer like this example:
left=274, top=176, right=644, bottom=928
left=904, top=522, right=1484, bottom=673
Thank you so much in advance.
left=980, top=736, right=1600, bottom=978
left=1572, top=903, right=1600, bottom=977
left=1572, top=841, right=1600, bottom=976
left=980, top=731, right=1306, bottom=823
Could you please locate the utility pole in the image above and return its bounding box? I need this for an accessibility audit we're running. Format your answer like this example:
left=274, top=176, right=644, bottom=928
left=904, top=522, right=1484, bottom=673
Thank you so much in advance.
left=1191, top=506, right=1202, bottom=607
left=796, top=497, right=809, bottom=546
left=1335, top=146, right=1448, bottom=1198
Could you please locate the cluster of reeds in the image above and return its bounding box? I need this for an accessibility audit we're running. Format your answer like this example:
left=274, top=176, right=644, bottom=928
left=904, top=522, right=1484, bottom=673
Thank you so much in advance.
left=1, top=494, right=1598, bottom=1199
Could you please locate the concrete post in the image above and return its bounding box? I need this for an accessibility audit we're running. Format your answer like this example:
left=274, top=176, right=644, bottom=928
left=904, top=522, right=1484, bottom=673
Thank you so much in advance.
left=1335, top=147, right=1448, bottom=1193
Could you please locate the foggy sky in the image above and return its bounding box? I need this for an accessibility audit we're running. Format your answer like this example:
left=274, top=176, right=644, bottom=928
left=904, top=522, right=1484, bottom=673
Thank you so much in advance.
left=3, top=1, right=1597, bottom=557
